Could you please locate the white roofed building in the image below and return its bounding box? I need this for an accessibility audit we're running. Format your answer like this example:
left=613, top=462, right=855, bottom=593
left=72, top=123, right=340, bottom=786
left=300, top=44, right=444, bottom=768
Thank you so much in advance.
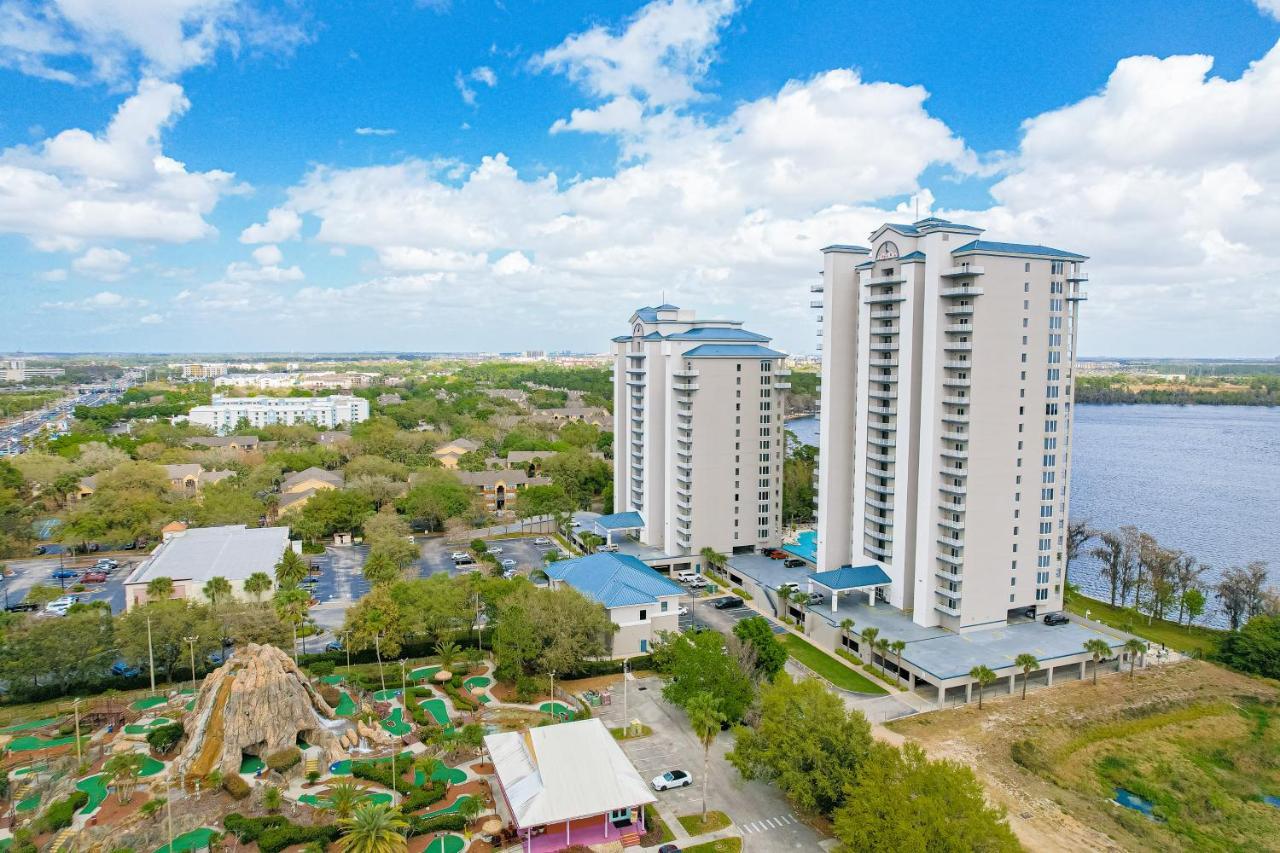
left=123, top=524, right=294, bottom=610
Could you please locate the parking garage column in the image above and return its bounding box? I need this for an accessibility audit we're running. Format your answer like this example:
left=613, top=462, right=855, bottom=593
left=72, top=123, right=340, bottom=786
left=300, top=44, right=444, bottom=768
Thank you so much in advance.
left=965, top=682, right=972, bottom=703
left=1046, top=665, right=1054, bottom=687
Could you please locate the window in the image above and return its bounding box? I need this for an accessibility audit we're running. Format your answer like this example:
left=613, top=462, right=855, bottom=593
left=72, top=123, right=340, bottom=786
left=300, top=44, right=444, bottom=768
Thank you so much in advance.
left=660, top=600, right=668, bottom=613
left=639, top=609, right=647, bottom=621
left=640, top=639, right=649, bottom=652
left=1025, top=262, right=1031, bottom=272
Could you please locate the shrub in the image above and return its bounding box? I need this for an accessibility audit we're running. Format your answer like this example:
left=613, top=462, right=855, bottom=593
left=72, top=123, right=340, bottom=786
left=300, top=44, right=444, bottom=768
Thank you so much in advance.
left=731, top=587, right=754, bottom=601
left=265, top=747, right=302, bottom=773
left=1010, top=739, right=1048, bottom=773
left=36, top=790, right=89, bottom=833
left=223, top=773, right=251, bottom=800
left=514, top=675, right=541, bottom=703
left=309, top=660, right=335, bottom=677
left=442, top=680, right=479, bottom=712
left=223, top=813, right=341, bottom=853
left=408, top=812, right=466, bottom=836
left=318, top=683, right=341, bottom=706
left=147, top=721, right=184, bottom=753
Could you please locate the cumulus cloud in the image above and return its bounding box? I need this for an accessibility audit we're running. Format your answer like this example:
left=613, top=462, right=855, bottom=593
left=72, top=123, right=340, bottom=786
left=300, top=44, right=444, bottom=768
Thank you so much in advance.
left=42, top=290, right=147, bottom=310
left=454, top=65, right=497, bottom=106
left=251, top=243, right=282, bottom=266
left=71, top=246, right=131, bottom=280
left=139, top=312, right=163, bottom=324
left=239, top=208, right=301, bottom=243
left=0, top=78, right=239, bottom=247
left=0, top=0, right=309, bottom=87
left=1255, top=1, right=1280, bottom=21
left=355, top=126, right=396, bottom=136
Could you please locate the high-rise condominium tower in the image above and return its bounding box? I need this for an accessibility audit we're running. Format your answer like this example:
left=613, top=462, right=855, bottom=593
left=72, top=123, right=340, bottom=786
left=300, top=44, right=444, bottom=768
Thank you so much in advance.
left=612, top=305, right=788, bottom=556
left=813, top=218, right=1087, bottom=631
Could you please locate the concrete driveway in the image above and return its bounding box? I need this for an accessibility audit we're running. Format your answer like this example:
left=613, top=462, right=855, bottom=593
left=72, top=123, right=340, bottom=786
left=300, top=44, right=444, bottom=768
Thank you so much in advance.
left=591, top=675, right=826, bottom=851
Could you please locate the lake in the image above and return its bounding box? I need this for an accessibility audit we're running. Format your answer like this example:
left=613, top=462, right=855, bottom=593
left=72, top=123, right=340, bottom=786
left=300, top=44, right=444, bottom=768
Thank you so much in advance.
left=787, top=405, right=1280, bottom=627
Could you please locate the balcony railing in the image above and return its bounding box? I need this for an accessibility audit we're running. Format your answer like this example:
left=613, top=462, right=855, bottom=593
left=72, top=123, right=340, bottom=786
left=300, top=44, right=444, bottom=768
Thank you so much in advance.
left=936, top=553, right=963, bottom=567
left=942, top=359, right=970, bottom=369
left=941, top=395, right=969, bottom=405
left=941, top=431, right=970, bottom=442
left=866, top=450, right=895, bottom=464
left=943, top=377, right=971, bottom=387
left=940, top=447, right=969, bottom=460
left=869, top=341, right=898, bottom=352
left=868, top=436, right=897, bottom=448
left=864, top=292, right=907, bottom=305
left=940, top=265, right=985, bottom=278
left=939, top=482, right=967, bottom=496
left=864, top=542, right=893, bottom=559
left=944, top=304, right=975, bottom=316
left=943, top=324, right=973, bottom=334
left=933, top=602, right=961, bottom=617
left=1067, top=290, right=1089, bottom=301
left=869, top=308, right=900, bottom=320
left=943, top=341, right=973, bottom=351
left=809, top=300, right=824, bottom=309
left=1067, top=272, right=1088, bottom=282
left=810, top=282, right=825, bottom=292
left=866, top=274, right=906, bottom=286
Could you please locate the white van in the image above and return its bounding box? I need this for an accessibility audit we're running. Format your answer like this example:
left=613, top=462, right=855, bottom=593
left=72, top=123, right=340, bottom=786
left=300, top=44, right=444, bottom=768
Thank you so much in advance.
left=674, top=570, right=697, bottom=584
left=687, top=576, right=708, bottom=589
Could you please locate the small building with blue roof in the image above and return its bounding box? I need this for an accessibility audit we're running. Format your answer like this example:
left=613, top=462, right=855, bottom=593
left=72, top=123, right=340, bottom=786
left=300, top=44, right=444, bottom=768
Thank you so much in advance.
left=545, top=552, right=687, bottom=656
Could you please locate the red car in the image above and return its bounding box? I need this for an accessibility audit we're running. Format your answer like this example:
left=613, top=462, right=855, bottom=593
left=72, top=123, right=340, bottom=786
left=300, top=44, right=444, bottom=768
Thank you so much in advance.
left=766, top=549, right=788, bottom=560
left=81, top=570, right=108, bottom=583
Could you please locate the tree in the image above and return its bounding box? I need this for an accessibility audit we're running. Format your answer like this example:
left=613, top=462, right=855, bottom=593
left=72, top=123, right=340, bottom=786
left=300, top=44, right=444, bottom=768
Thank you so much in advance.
left=1216, top=562, right=1270, bottom=631
left=839, top=618, right=855, bottom=642
left=263, top=785, right=282, bottom=813
left=298, top=488, right=375, bottom=538
left=117, top=602, right=219, bottom=682
left=1065, top=519, right=1092, bottom=580
left=516, top=484, right=575, bottom=519
left=1091, top=531, right=1124, bottom=607
left=396, top=471, right=473, bottom=532
left=833, top=742, right=1020, bottom=853
left=858, top=627, right=879, bottom=664
left=686, top=692, right=724, bottom=820
left=1083, top=639, right=1111, bottom=685
left=732, top=616, right=788, bottom=680
left=434, top=639, right=461, bottom=675
left=343, top=585, right=409, bottom=660
left=889, top=640, right=906, bottom=687
left=699, top=546, right=726, bottom=575
left=244, top=571, right=273, bottom=602
left=362, top=508, right=418, bottom=568
left=656, top=630, right=756, bottom=723
left=202, top=576, right=233, bottom=608
left=491, top=584, right=614, bottom=679
left=324, top=780, right=365, bottom=820
left=146, top=576, right=174, bottom=603
left=337, top=802, right=408, bottom=853
left=0, top=606, right=115, bottom=696
left=103, top=752, right=146, bottom=804
left=1014, top=653, right=1039, bottom=700
left=275, top=547, right=309, bottom=589
left=543, top=448, right=611, bottom=508
left=1172, top=553, right=1207, bottom=624
left=968, top=666, right=996, bottom=709
left=348, top=474, right=402, bottom=510
left=873, top=637, right=890, bottom=677
left=1214, top=614, right=1280, bottom=679
left=728, top=673, right=872, bottom=815
left=1123, top=638, right=1147, bottom=679
left=1180, top=586, right=1206, bottom=628
left=361, top=551, right=401, bottom=587
left=274, top=586, right=311, bottom=658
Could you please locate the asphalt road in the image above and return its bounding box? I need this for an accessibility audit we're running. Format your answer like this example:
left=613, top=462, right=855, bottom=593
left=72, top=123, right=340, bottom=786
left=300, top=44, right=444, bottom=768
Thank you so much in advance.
left=1, top=553, right=137, bottom=611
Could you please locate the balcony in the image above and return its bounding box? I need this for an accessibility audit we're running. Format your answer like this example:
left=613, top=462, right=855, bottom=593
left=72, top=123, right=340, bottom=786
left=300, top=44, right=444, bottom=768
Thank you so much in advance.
left=626, top=378, right=646, bottom=387
left=776, top=368, right=792, bottom=376
left=673, top=368, right=699, bottom=378
left=869, top=308, right=900, bottom=320
left=937, top=500, right=966, bottom=516
left=868, top=405, right=897, bottom=415
left=941, top=431, right=970, bottom=442
left=868, top=482, right=895, bottom=496
left=935, top=569, right=963, bottom=584
left=865, top=497, right=894, bottom=511
left=939, top=465, right=967, bottom=477
left=811, top=282, right=825, bottom=293
left=944, top=304, right=975, bottom=316
left=1067, top=272, right=1088, bottom=282
left=937, top=516, right=965, bottom=531
left=866, top=450, right=896, bottom=464
left=869, top=341, right=898, bottom=352
left=872, top=323, right=900, bottom=334
left=774, top=381, right=791, bottom=390
left=940, top=446, right=968, bottom=461
left=1067, top=290, right=1089, bottom=301
left=809, top=300, right=824, bottom=309
left=942, top=359, right=970, bottom=369
left=866, top=274, right=906, bottom=286
left=940, top=265, right=985, bottom=278
left=865, top=510, right=893, bottom=527
left=940, top=285, right=984, bottom=298
left=672, top=381, right=699, bottom=392
left=944, top=341, right=973, bottom=351
left=626, top=366, right=645, bottom=375
left=943, top=376, right=971, bottom=388
left=936, top=552, right=963, bottom=567
left=864, top=542, right=893, bottom=559
left=868, top=388, right=896, bottom=401
left=941, top=395, right=969, bottom=406
left=871, top=374, right=899, bottom=384
left=936, top=534, right=965, bottom=549
left=864, top=292, right=906, bottom=305
left=939, top=482, right=967, bottom=496
left=675, top=486, right=691, bottom=499
left=868, top=436, right=897, bottom=448
left=943, top=324, right=973, bottom=334
left=871, top=357, right=900, bottom=368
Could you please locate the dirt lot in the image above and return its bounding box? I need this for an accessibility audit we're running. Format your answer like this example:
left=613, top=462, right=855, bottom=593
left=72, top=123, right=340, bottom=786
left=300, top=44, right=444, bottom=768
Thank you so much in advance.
left=885, top=660, right=1280, bottom=853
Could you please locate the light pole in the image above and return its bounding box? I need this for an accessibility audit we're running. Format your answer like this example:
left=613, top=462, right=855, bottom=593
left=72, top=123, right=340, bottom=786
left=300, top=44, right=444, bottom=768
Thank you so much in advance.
left=343, top=631, right=351, bottom=674
left=71, top=698, right=82, bottom=765
left=146, top=614, right=156, bottom=694
left=374, top=633, right=386, bottom=693
left=622, top=658, right=630, bottom=725
left=549, top=670, right=555, bottom=708
left=184, top=635, right=199, bottom=691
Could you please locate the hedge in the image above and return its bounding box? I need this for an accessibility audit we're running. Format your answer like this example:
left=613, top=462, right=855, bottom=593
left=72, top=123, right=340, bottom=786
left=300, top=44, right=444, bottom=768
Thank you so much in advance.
left=223, top=814, right=341, bottom=853
left=350, top=756, right=447, bottom=811
left=223, top=773, right=251, bottom=799
left=36, top=790, right=89, bottom=833
left=146, top=722, right=184, bottom=753
left=408, top=813, right=467, bottom=836
left=266, top=747, right=302, bottom=773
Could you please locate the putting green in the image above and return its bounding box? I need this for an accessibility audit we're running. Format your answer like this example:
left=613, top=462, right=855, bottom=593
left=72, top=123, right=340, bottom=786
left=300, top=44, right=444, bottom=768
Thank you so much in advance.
left=124, top=717, right=172, bottom=735
left=0, top=837, right=11, bottom=852
left=381, top=707, right=411, bottom=736
left=184, top=699, right=195, bottom=712
left=328, top=759, right=351, bottom=776
left=16, top=793, right=41, bottom=813
left=477, top=693, right=492, bottom=704
left=153, top=827, right=216, bottom=853
left=419, top=698, right=450, bottom=727
left=463, top=675, right=491, bottom=690
left=321, top=673, right=345, bottom=684
left=5, top=734, right=79, bottom=752
left=372, top=688, right=402, bottom=701
left=240, top=754, right=264, bottom=774
left=420, top=794, right=474, bottom=819
left=0, top=716, right=59, bottom=733
left=331, top=751, right=413, bottom=776
left=12, top=762, right=50, bottom=777
left=538, top=702, right=574, bottom=719
left=429, top=760, right=467, bottom=785
left=139, top=756, right=165, bottom=777
left=334, top=691, right=357, bottom=717
left=299, top=790, right=392, bottom=808
left=410, top=665, right=440, bottom=681
left=425, top=834, right=465, bottom=853
left=76, top=773, right=108, bottom=815
left=130, top=696, right=168, bottom=712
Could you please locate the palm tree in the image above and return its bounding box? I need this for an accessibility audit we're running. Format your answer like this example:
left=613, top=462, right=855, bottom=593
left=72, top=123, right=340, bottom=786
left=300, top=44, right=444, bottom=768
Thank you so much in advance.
left=103, top=752, right=145, bottom=804
left=1083, top=638, right=1111, bottom=685
left=858, top=627, right=879, bottom=665
left=873, top=638, right=890, bottom=677
left=1014, top=653, right=1039, bottom=700
left=203, top=575, right=233, bottom=608
left=337, top=802, right=408, bottom=853
left=839, top=618, right=855, bottom=642
left=146, top=576, right=174, bottom=602
left=685, top=692, right=725, bottom=820
left=1123, top=638, right=1148, bottom=679
left=699, top=546, right=725, bottom=577
left=274, top=586, right=310, bottom=661
left=434, top=640, right=460, bottom=676
left=969, top=665, right=996, bottom=709
left=458, top=794, right=484, bottom=836
left=362, top=551, right=399, bottom=586
left=263, top=785, right=282, bottom=813
left=889, top=639, right=906, bottom=686
left=244, top=571, right=273, bottom=602
left=275, top=547, right=308, bottom=588
left=324, top=780, right=364, bottom=820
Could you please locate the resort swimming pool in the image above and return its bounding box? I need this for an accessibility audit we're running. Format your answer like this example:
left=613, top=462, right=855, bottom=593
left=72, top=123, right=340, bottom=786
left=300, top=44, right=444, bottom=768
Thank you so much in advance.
left=782, top=530, right=816, bottom=563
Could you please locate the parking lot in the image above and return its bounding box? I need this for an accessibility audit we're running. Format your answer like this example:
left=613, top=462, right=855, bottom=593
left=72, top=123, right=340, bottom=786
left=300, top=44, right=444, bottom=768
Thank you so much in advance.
left=1, top=553, right=138, bottom=613
left=593, top=675, right=822, bottom=851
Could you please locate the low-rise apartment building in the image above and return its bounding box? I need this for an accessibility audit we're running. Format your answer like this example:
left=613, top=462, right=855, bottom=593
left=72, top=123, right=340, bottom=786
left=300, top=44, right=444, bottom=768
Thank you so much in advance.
left=185, top=394, right=369, bottom=434
left=544, top=552, right=685, bottom=656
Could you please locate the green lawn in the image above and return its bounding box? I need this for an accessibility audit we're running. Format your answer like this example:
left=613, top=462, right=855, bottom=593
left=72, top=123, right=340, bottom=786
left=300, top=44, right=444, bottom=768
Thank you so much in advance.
left=780, top=635, right=887, bottom=695
left=683, top=839, right=742, bottom=853
left=153, top=827, right=217, bottom=853
left=677, top=811, right=731, bottom=835
left=1065, top=593, right=1223, bottom=657
left=0, top=717, right=59, bottom=734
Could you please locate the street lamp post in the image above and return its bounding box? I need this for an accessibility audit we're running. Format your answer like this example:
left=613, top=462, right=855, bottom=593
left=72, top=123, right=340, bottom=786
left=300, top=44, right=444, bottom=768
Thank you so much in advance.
left=343, top=631, right=351, bottom=674
left=146, top=614, right=156, bottom=694
left=184, top=635, right=199, bottom=691
left=622, top=658, right=630, bottom=724
left=72, top=698, right=82, bottom=765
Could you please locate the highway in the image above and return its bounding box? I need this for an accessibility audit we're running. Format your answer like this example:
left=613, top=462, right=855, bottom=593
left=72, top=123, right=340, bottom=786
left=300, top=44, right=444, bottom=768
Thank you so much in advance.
left=0, top=385, right=124, bottom=457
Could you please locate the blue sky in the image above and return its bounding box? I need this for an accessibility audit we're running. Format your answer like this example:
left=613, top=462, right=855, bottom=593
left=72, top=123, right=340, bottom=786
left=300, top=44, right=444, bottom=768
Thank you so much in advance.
left=2, top=0, right=1279, bottom=356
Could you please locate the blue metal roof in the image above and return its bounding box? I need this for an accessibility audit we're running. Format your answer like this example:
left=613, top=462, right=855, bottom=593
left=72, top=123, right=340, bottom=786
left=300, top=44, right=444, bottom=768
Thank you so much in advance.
left=820, top=244, right=870, bottom=254
left=594, top=511, right=644, bottom=531
left=656, top=303, right=679, bottom=309
left=952, top=240, right=1088, bottom=261
left=682, top=344, right=785, bottom=358
left=666, top=327, right=769, bottom=342
left=633, top=307, right=660, bottom=323
left=808, top=564, right=892, bottom=590
left=855, top=260, right=874, bottom=269
left=883, top=222, right=920, bottom=235
left=545, top=552, right=686, bottom=608
left=913, top=217, right=983, bottom=234
left=898, top=251, right=926, bottom=261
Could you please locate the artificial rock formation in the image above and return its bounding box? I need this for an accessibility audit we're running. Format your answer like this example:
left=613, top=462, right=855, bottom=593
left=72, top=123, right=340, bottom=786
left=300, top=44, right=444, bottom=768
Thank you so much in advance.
left=173, top=643, right=348, bottom=779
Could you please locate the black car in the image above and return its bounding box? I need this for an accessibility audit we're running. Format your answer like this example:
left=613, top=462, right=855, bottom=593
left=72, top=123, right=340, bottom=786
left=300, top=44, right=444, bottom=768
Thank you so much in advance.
left=5, top=602, right=39, bottom=613
left=783, top=558, right=807, bottom=568
left=1043, top=612, right=1070, bottom=626
left=713, top=596, right=744, bottom=610
left=658, top=845, right=682, bottom=853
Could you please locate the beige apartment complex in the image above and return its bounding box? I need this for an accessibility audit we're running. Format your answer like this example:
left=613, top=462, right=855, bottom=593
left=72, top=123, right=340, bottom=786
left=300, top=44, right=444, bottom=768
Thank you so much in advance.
left=611, top=305, right=789, bottom=557
left=813, top=218, right=1087, bottom=632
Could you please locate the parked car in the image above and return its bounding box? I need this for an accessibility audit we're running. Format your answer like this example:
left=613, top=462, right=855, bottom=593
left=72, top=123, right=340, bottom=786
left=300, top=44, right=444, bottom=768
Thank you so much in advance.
left=1043, top=612, right=1070, bottom=626
left=5, top=602, right=39, bottom=613
left=45, top=595, right=79, bottom=614
left=652, top=770, right=692, bottom=791
left=674, top=571, right=698, bottom=584
left=95, top=558, right=119, bottom=569
left=778, top=582, right=800, bottom=593
left=111, top=661, right=141, bottom=678
left=783, top=558, right=807, bottom=568
left=686, top=576, right=708, bottom=589
left=713, top=596, right=744, bottom=610
left=677, top=606, right=689, bottom=616
left=766, top=549, right=788, bottom=560
left=51, top=569, right=78, bottom=580
left=658, top=846, right=682, bottom=853
left=485, top=545, right=504, bottom=555
left=450, top=551, right=470, bottom=561
left=454, top=555, right=475, bottom=566
left=534, top=537, right=553, bottom=546
left=501, top=558, right=517, bottom=569
left=325, top=640, right=344, bottom=653
left=596, top=544, right=620, bottom=553
left=806, top=592, right=825, bottom=606
left=81, top=570, right=108, bottom=583
left=502, top=569, right=518, bottom=580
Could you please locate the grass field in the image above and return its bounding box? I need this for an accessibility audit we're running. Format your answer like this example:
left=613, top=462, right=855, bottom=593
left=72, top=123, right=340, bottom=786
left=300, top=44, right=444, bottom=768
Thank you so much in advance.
left=678, top=810, right=731, bottom=835
left=780, top=634, right=887, bottom=695
left=888, top=660, right=1279, bottom=852
left=1065, top=593, right=1223, bottom=657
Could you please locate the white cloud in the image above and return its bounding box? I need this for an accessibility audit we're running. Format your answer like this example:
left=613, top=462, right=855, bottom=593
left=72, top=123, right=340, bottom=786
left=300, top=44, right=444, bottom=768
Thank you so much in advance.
left=43, top=289, right=147, bottom=310
left=71, top=246, right=131, bottom=280
left=239, top=208, right=301, bottom=243
left=0, top=78, right=239, bottom=246
left=355, top=126, right=396, bottom=136
left=492, top=250, right=532, bottom=276
left=40, top=268, right=68, bottom=281
left=454, top=65, right=497, bottom=106
left=138, top=312, right=163, bottom=324
left=251, top=243, right=282, bottom=266
left=225, top=259, right=303, bottom=283
left=1255, top=1, right=1280, bottom=21
left=0, top=0, right=309, bottom=87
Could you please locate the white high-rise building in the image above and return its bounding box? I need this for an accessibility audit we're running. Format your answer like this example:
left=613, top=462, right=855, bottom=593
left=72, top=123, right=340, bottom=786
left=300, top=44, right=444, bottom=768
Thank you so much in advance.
left=186, top=394, right=370, bottom=434
left=612, top=305, right=789, bottom=557
left=813, top=218, right=1088, bottom=631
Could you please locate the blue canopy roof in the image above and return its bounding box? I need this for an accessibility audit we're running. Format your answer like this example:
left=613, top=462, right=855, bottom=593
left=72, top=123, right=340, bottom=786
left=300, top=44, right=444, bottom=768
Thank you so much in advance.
left=666, top=327, right=770, bottom=342
left=594, top=511, right=644, bottom=531
left=682, top=344, right=785, bottom=358
left=545, top=552, right=685, bottom=608
left=952, top=240, right=1087, bottom=261
left=809, top=564, right=892, bottom=590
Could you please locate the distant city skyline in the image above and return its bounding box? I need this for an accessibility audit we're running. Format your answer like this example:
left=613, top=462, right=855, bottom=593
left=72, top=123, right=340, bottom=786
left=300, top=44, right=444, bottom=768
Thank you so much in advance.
left=3, top=1, right=1280, bottom=357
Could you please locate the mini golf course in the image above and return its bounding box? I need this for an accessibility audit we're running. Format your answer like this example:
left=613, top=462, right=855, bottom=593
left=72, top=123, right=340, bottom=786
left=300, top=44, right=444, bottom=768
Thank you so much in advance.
left=16, top=793, right=41, bottom=813
left=240, top=754, right=265, bottom=774
left=538, top=702, right=574, bottom=719
left=464, top=675, right=493, bottom=704
left=425, top=834, right=465, bottom=853
left=139, top=755, right=166, bottom=777
left=413, top=760, right=467, bottom=787
left=420, top=794, right=475, bottom=820
left=153, top=827, right=217, bottom=853
left=124, top=717, right=171, bottom=735
left=381, top=707, right=412, bottom=736
left=299, top=789, right=393, bottom=808
left=130, top=696, right=168, bottom=712
left=419, top=698, right=450, bottom=726
left=0, top=717, right=59, bottom=733
left=5, top=734, right=81, bottom=752
left=333, top=691, right=357, bottom=717
left=329, top=751, right=413, bottom=776
left=321, top=673, right=345, bottom=684
left=372, top=688, right=402, bottom=701
left=76, top=774, right=109, bottom=815
left=410, top=665, right=440, bottom=681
